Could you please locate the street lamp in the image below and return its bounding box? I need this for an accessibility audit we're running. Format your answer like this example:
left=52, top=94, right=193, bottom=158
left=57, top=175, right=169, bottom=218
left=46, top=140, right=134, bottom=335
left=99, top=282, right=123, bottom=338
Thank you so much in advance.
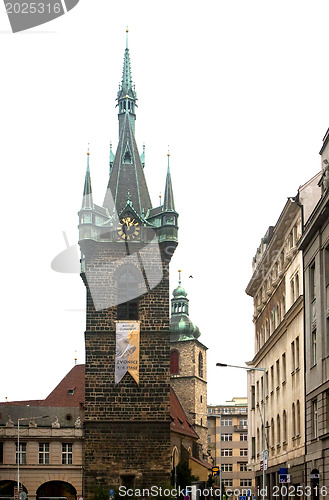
left=17, top=415, right=49, bottom=496
left=216, top=363, right=267, bottom=500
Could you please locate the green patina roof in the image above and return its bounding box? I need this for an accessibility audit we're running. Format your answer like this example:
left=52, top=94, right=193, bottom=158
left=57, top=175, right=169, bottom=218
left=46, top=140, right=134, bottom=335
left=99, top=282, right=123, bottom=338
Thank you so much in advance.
left=170, top=279, right=201, bottom=341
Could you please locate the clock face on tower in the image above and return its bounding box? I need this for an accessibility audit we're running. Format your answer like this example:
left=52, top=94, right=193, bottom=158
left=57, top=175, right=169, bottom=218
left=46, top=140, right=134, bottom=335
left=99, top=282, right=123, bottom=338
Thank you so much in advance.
left=117, top=216, right=140, bottom=240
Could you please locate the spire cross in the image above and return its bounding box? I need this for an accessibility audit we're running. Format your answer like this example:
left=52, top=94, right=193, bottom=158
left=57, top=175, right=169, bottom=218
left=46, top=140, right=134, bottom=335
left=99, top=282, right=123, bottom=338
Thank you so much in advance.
left=178, top=269, right=182, bottom=285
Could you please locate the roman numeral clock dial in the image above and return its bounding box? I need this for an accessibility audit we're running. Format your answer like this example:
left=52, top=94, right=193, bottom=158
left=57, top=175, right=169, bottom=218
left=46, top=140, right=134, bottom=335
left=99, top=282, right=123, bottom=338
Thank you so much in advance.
left=117, top=216, right=140, bottom=240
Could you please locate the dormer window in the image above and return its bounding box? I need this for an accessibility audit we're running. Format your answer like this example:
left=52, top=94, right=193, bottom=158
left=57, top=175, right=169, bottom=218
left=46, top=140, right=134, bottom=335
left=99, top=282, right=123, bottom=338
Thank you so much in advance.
left=68, top=389, right=75, bottom=395
left=123, top=150, right=132, bottom=163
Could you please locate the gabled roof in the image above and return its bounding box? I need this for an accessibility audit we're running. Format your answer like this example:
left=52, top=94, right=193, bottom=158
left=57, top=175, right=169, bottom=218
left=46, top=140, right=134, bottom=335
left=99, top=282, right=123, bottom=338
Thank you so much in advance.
left=170, top=387, right=199, bottom=439
left=40, top=364, right=85, bottom=408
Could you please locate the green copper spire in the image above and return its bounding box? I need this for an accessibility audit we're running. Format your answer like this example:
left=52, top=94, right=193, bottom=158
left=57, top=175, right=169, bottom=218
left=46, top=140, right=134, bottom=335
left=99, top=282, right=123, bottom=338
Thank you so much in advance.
left=117, top=28, right=137, bottom=136
left=82, top=147, right=93, bottom=210
left=163, top=150, right=175, bottom=211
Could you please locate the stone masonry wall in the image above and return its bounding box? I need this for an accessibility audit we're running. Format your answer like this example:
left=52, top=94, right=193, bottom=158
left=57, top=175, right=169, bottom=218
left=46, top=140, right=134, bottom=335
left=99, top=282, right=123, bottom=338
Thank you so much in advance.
left=83, top=240, right=174, bottom=494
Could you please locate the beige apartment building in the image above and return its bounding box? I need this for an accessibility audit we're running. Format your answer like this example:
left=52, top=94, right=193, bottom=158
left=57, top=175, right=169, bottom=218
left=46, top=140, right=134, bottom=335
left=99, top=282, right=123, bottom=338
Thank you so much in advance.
left=245, top=175, right=321, bottom=497
left=207, top=398, right=255, bottom=496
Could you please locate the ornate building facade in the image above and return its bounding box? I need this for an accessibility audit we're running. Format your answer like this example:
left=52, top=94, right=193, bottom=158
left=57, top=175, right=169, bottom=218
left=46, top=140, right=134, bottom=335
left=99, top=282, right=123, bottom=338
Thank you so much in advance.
left=246, top=175, right=321, bottom=496
left=298, top=128, right=329, bottom=492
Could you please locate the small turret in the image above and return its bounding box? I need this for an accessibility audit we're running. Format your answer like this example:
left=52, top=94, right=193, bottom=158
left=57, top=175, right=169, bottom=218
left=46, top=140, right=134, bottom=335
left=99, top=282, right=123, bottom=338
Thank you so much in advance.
left=170, top=271, right=200, bottom=341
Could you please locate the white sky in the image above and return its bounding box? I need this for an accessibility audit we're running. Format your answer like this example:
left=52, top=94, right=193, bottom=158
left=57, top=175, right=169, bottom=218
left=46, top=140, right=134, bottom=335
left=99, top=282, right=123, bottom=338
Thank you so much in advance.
left=0, top=0, right=328, bottom=405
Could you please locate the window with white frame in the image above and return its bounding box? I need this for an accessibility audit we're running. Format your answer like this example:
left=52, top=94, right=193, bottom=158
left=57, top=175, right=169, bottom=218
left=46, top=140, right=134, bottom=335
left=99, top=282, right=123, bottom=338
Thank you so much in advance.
left=222, top=464, right=233, bottom=472
left=62, top=443, right=73, bottom=464
left=222, top=418, right=232, bottom=426
left=240, top=448, right=248, bottom=456
left=240, top=433, right=248, bottom=441
left=16, top=443, right=26, bottom=465
left=240, top=463, right=248, bottom=472
left=223, top=480, right=233, bottom=487
left=221, top=449, right=233, bottom=457
left=39, top=442, right=50, bottom=464
left=221, top=434, right=232, bottom=441
left=240, top=480, right=252, bottom=487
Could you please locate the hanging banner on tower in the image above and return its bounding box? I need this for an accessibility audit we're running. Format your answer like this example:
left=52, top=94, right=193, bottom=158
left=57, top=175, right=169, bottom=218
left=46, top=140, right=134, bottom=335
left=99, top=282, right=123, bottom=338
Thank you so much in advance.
left=115, top=321, right=140, bottom=385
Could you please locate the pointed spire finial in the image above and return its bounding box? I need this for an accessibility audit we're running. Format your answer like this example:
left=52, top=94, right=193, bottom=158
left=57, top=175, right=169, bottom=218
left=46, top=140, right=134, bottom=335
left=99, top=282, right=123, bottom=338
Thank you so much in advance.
left=159, top=192, right=162, bottom=205
left=82, top=145, right=93, bottom=209
left=178, top=269, right=182, bottom=285
left=163, top=149, right=175, bottom=211
left=126, top=27, right=129, bottom=49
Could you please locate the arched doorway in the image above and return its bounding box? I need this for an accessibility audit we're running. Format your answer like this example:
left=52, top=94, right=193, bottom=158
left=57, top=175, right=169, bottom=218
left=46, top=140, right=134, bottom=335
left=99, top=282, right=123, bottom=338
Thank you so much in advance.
left=36, top=481, right=76, bottom=500
left=0, top=480, right=28, bottom=498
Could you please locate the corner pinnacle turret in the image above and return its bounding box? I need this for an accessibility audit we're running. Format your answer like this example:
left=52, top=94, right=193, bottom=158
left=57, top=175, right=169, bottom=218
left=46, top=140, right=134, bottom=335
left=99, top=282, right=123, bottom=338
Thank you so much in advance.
left=81, top=148, right=93, bottom=210
left=163, top=151, right=175, bottom=211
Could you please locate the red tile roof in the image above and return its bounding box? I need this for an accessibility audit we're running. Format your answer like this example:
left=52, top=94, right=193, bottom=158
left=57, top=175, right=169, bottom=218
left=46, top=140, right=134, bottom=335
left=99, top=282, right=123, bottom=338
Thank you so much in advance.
left=170, top=387, right=199, bottom=439
left=40, top=364, right=85, bottom=407
left=7, top=365, right=196, bottom=439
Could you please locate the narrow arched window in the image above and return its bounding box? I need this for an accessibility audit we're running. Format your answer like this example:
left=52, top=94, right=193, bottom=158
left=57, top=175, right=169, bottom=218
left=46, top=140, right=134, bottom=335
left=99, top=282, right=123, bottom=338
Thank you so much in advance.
left=297, top=400, right=300, bottom=435
left=277, top=415, right=281, bottom=445
left=283, top=410, right=287, bottom=442
left=117, top=270, right=139, bottom=320
left=172, top=447, right=179, bottom=469
left=170, top=350, right=179, bottom=375
left=198, top=352, right=204, bottom=378
left=292, top=403, right=296, bottom=438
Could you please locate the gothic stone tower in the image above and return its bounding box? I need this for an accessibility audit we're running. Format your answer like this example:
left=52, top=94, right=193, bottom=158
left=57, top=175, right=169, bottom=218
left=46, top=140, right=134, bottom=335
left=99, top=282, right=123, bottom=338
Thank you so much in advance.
left=78, top=32, right=178, bottom=494
left=170, top=277, right=208, bottom=459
